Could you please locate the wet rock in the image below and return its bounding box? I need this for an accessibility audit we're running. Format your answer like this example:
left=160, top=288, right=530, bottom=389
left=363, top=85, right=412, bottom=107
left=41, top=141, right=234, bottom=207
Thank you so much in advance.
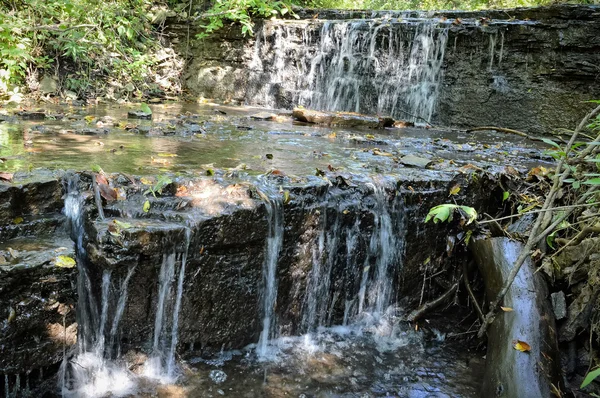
left=400, top=155, right=432, bottom=168
left=249, top=112, right=277, bottom=121
left=0, top=174, right=63, bottom=226
left=15, top=110, right=46, bottom=120
left=551, top=291, right=567, bottom=320
left=128, top=110, right=152, bottom=119
left=0, top=234, right=77, bottom=374
left=39, top=75, right=58, bottom=94
left=292, top=108, right=391, bottom=129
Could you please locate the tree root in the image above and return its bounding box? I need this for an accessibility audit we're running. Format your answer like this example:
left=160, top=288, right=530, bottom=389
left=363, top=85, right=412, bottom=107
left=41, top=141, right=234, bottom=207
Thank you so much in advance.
left=466, top=126, right=542, bottom=141
left=462, top=261, right=484, bottom=323
left=555, top=225, right=600, bottom=248
left=407, top=281, right=459, bottom=322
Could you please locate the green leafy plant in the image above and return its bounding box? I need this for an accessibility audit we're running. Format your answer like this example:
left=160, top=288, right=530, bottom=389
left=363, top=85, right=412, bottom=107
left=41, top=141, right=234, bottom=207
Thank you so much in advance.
left=425, top=204, right=478, bottom=225
left=581, top=367, right=600, bottom=389
left=144, top=175, right=172, bottom=198
left=195, top=0, right=298, bottom=39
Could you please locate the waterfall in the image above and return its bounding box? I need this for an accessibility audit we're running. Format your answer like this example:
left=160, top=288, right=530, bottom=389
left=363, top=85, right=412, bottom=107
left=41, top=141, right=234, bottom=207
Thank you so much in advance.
left=248, top=18, right=448, bottom=122
left=299, top=181, right=405, bottom=333
left=61, top=175, right=191, bottom=396
left=256, top=191, right=284, bottom=360
left=61, top=174, right=136, bottom=398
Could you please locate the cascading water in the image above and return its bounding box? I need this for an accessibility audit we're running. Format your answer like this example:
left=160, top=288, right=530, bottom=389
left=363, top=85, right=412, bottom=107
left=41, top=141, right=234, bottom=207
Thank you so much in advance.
left=256, top=189, right=284, bottom=360
left=60, top=176, right=192, bottom=396
left=144, top=229, right=191, bottom=382
left=61, top=175, right=136, bottom=397
left=248, top=17, right=448, bottom=122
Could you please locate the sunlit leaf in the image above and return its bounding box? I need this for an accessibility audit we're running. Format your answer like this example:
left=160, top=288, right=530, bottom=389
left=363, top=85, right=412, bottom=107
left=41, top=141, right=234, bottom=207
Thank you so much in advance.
left=113, top=219, right=133, bottom=229
left=503, top=191, right=510, bottom=202
left=55, top=255, right=76, bottom=268
left=449, top=185, right=460, bottom=196
left=513, top=340, right=531, bottom=352
left=500, top=306, right=513, bottom=312
left=0, top=172, right=14, bottom=182
left=143, top=200, right=150, bottom=213
left=140, top=103, right=152, bottom=115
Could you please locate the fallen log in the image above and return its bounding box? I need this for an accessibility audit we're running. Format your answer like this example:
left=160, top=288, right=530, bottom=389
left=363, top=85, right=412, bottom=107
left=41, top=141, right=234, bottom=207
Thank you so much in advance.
left=470, top=237, right=561, bottom=397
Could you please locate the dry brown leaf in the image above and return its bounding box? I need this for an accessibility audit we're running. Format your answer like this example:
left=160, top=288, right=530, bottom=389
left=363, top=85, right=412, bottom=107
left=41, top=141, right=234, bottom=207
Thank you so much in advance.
left=98, top=183, right=117, bottom=202
left=513, top=340, right=531, bottom=352
left=96, top=173, right=109, bottom=186
left=0, top=172, right=14, bottom=182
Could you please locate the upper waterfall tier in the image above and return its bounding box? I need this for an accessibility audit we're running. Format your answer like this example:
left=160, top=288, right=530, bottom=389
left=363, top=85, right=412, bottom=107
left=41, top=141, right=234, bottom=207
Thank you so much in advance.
left=178, top=4, right=600, bottom=133
left=247, top=18, right=448, bottom=123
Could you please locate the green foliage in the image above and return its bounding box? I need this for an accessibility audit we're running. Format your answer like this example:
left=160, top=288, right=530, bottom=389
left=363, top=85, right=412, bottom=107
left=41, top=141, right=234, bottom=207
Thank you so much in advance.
left=195, top=0, right=298, bottom=39
left=0, top=0, right=161, bottom=98
left=140, top=102, right=152, bottom=115
left=308, top=0, right=585, bottom=11
left=144, top=175, right=172, bottom=198
left=545, top=114, right=600, bottom=191
left=581, top=367, right=600, bottom=389
left=425, top=204, right=478, bottom=225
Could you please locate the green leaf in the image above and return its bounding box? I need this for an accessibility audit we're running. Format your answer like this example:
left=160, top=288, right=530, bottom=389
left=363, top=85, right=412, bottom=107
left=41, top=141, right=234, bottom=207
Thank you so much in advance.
left=425, top=204, right=454, bottom=224
left=459, top=205, right=478, bottom=225
left=113, top=219, right=133, bottom=229
left=55, top=255, right=76, bottom=268
left=143, top=200, right=150, bottom=213
left=583, top=178, right=600, bottom=185
left=91, top=164, right=104, bottom=173
left=581, top=368, right=600, bottom=389
left=540, top=138, right=561, bottom=148
left=140, top=103, right=152, bottom=115
left=502, top=191, right=510, bottom=202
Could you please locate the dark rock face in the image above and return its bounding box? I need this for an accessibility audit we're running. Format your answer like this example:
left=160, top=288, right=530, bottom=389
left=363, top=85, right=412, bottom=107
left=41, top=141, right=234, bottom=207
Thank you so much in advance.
left=173, top=5, right=600, bottom=133
left=77, top=170, right=497, bottom=354
left=0, top=173, right=77, bottom=391
left=0, top=167, right=501, bottom=388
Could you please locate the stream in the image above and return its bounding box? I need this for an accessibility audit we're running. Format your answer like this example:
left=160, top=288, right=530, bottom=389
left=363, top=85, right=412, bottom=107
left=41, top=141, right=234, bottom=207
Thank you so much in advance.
left=0, top=102, right=549, bottom=397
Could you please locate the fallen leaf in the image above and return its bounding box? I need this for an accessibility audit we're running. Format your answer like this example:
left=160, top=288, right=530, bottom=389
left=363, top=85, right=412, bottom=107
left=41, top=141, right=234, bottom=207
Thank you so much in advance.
left=96, top=173, right=109, bottom=186
left=500, top=306, right=514, bottom=312
left=143, top=200, right=150, bottom=213
left=13, top=217, right=23, bottom=225
left=157, top=153, right=178, bottom=158
left=449, top=185, right=461, bottom=196
left=113, top=220, right=133, bottom=229
left=140, top=177, right=153, bottom=185
left=151, top=157, right=170, bottom=165
left=283, top=190, right=290, bottom=205
left=176, top=185, right=188, bottom=196
left=7, top=307, right=16, bottom=323
left=513, top=340, right=531, bottom=352
left=98, top=183, right=117, bottom=202
left=55, top=255, right=76, bottom=268
left=0, top=172, right=14, bottom=182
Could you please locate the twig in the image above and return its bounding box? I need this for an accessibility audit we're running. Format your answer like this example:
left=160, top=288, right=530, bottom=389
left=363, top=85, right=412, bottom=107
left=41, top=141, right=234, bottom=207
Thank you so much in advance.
left=554, top=225, right=600, bottom=250
left=466, top=126, right=542, bottom=142
left=462, top=261, right=484, bottom=323
left=478, top=202, right=600, bottom=225
left=408, top=281, right=459, bottom=322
